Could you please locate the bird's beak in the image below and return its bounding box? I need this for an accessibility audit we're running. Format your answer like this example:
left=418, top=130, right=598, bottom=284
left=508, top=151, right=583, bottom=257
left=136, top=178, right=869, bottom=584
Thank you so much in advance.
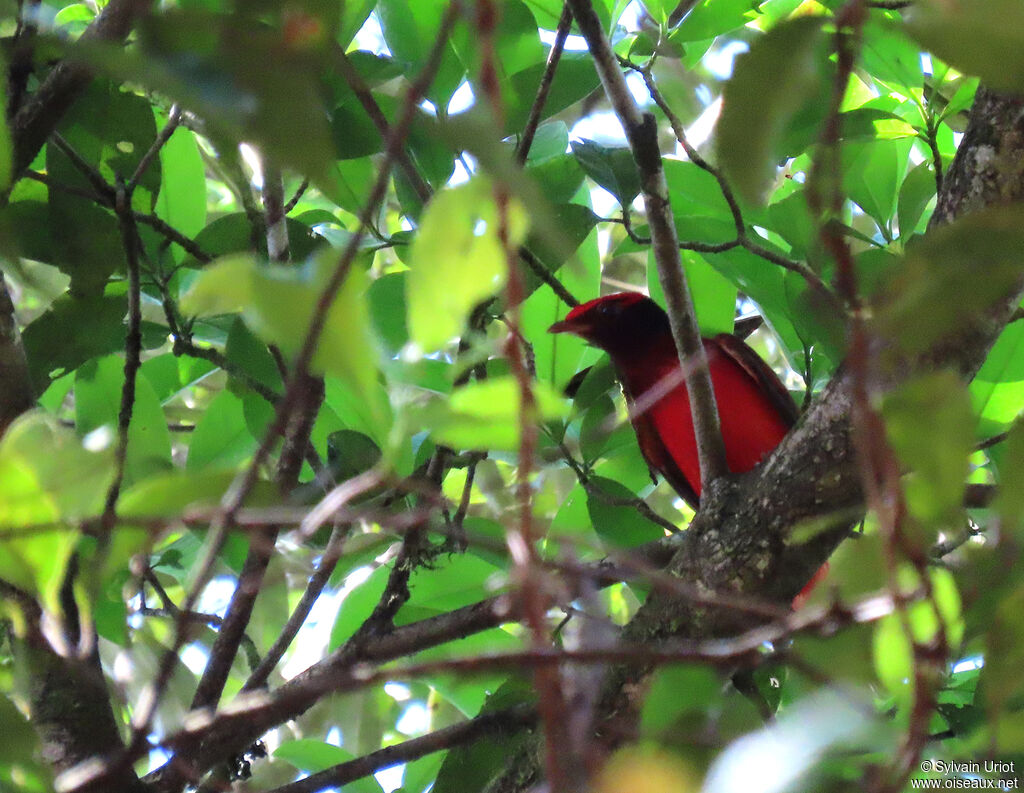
left=547, top=318, right=576, bottom=334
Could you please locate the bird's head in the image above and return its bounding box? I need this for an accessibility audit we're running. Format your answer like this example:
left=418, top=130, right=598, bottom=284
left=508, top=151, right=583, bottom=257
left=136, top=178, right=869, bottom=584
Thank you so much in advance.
left=548, top=292, right=668, bottom=356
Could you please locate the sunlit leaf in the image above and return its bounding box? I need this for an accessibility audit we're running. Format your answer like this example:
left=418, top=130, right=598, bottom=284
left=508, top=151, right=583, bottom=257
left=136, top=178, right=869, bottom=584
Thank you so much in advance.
left=0, top=413, right=112, bottom=612
left=183, top=251, right=385, bottom=426
left=419, top=376, right=570, bottom=451
left=407, top=178, right=529, bottom=352
left=274, top=741, right=384, bottom=793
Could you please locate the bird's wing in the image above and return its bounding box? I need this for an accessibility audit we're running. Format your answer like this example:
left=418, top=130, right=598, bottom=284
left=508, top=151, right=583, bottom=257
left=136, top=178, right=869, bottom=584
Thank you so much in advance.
left=630, top=409, right=700, bottom=509
left=712, top=333, right=800, bottom=427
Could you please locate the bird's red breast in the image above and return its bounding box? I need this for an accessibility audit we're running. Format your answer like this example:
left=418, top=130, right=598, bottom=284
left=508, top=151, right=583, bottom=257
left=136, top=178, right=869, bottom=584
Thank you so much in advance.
left=549, top=292, right=797, bottom=508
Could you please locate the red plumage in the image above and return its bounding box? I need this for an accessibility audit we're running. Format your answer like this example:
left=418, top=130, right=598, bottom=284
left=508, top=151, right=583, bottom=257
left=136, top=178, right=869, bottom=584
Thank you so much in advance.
left=549, top=292, right=798, bottom=508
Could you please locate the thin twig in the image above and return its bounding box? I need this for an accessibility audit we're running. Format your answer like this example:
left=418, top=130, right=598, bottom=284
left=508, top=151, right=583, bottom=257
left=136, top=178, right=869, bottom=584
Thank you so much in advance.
left=11, top=0, right=154, bottom=175
left=559, top=441, right=680, bottom=534
left=332, top=46, right=433, bottom=204
left=283, top=178, right=310, bottom=214
left=242, top=522, right=351, bottom=692
left=188, top=163, right=302, bottom=713
left=128, top=104, right=181, bottom=193
left=334, top=33, right=578, bottom=309
left=51, top=133, right=116, bottom=201
left=265, top=706, right=539, bottom=793
left=171, top=339, right=280, bottom=404
left=515, top=2, right=572, bottom=164
left=100, top=181, right=143, bottom=526
left=132, top=211, right=213, bottom=262
left=518, top=245, right=578, bottom=306
left=923, top=122, right=944, bottom=199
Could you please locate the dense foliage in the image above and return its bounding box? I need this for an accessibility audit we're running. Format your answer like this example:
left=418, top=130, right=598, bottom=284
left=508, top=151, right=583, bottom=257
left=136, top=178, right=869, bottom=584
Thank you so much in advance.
left=2, top=1, right=1024, bottom=792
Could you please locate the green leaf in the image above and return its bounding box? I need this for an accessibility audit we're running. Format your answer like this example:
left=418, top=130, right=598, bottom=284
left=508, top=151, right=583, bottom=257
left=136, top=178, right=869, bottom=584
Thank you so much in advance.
left=523, top=121, right=569, bottom=163
left=718, top=16, right=828, bottom=205
left=183, top=251, right=384, bottom=425
left=876, top=205, right=1024, bottom=353
left=187, top=212, right=322, bottom=267
left=330, top=98, right=453, bottom=193
left=642, top=665, right=723, bottom=735
left=502, top=55, right=601, bottom=134
left=648, top=249, right=737, bottom=336
left=396, top=555, right=504, bottom=623
left=46, top=194, right=124, bottom=298
left=521, top=203, right=599, bottom=292
left=223, top=316, right=284, bottom=396
left=339, top=0, right=376, bottom=47
left=670, top=0, right=758, bottom=42
left=570, top=139, right=641, bottom=207
left=905, top=0, right=1024, bottom=94
left=407, top=178, right=529, bottom=352
left=56, top=79, right=161, bottom=196
left=587, top=475, right=666, bottom=548
left=377, top=0, right=465, bottom=107
left=0, top=413, right=111, bottom=612
left=419, top=376, right=570, bottom=452
left=155, top=123, right=206, bottom=258
left=186, top=390, right=257, bottom=471
left=274, top=741, right=384, bottom=793
left=74, top=356, right=173, bottom=484
left=329, top=564, right=391, bottom=651
left=971, top=321, right=1024, bottom=438
left=326, top=430, right=383, bottom=483
left=524, top=154, right=586, bottom=206
left=860, top=20, right=924, bottom=91
left=663, top=159, right=735, bottom=221
left=882, top=372, right=973, bottom=528
left=368, top=271, right=410, bottom=355
left=21, top=295, right=130, bottom=392
left=433, top=678, right=536, bottom=793
left=842, top=137, right=914, bottom=235
left=897, top=160, right=936, bottom=239
left=641, top=0, right=672, bottom=25
left=874, top=566, right=964, bottom=711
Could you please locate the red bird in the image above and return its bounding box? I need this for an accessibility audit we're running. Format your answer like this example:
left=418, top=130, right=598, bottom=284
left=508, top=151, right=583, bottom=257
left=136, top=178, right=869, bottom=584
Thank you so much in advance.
left=548, top=292, right=798, bottom=508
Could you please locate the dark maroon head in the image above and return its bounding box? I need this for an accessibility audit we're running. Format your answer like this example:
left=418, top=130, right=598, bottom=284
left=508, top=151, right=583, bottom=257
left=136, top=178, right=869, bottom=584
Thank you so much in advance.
left=548, top=292, right=670, bottom=358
